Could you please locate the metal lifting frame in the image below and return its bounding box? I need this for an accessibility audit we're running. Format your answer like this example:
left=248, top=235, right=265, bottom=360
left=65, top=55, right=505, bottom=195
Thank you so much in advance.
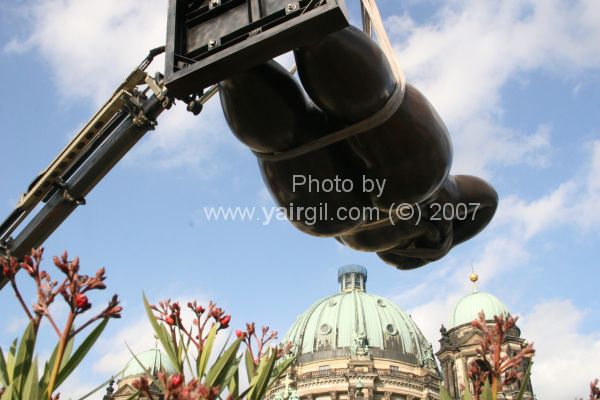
left=0, top=0, right=357, bottom=290
left=0, top=48, right=171, bottom=288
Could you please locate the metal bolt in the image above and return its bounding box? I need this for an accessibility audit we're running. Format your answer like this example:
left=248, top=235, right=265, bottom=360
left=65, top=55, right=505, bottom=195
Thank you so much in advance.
left=208, top=39, right=217, bottom=48
left=287, top=3, right=297, bottom=12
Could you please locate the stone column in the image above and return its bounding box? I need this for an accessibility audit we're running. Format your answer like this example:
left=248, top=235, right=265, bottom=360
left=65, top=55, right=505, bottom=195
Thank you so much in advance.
left=448, top=360, right=457, bottom=399
left=443, top=362, right=450, bottom=392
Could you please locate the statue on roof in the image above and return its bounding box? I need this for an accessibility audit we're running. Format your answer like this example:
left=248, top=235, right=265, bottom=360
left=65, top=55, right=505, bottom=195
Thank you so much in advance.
left=351, top=330, right=370, bottom=356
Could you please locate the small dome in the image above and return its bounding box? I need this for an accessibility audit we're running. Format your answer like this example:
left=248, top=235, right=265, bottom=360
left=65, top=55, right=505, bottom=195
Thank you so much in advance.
left=121, top=349, right=176, bottom=378
left=337, top=264, right=367, bottom=282
left=283, top=266, right=437, bottom=370
left=449, top=291, right=509, bottom=329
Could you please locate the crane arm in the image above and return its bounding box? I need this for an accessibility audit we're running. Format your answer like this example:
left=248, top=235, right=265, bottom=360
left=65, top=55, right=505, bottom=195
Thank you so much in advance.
left=0, top=48, right=173, bottom=288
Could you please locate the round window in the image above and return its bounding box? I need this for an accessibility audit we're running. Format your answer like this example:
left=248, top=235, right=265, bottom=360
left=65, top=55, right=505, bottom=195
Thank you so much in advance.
left=320, top=323, right=332, bottom=335
left=386, top=323, right=397, bottom=335
left=377, top=299, right=386, bottom=307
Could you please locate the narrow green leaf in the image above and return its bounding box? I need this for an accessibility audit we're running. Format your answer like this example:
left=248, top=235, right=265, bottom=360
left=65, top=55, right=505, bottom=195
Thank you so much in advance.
left=13, top=322, right=36, bottom=394
left=76, top=369, right=125, bottom=400
left=197, top=324, right=218, bottom=379
left=205, top=338, right=241, bottom=388
left=157, top=322, right=182, bottom=373
left=41, top=343, right=59, bottom=388
left=21, top=356, right=38, bottom=400
left=516, top=362, right=533, bottom=400
left=481, top=379, right=492, bottom=400
left=244, top=348, right=255, bottom=383
left=6, top=339, right=16, bottom=382
left=125, top=343, right=160, bottom=388
left=2, top=383, right=14, bottom=400
left=439, top=387, right=452, bottom=400
left=238, top=386, right=253, bottom=399
left=60, top=334, right=75, bottom=372
left=55, top=318, right=109, bottom=389
left=0, top=347, right=9, bottom=386
left=227, top=360, right=240, bottom=399
left=142, top=293, right=180, bottom=373
left=463, top=375, right=473, bottom=400
left=215, top=330, right=233, bottom=360
left=247, top=349, right=277, bottom=400
left=180, top=329, right=194, bottom=377
left=270, top=356, right=295, bottom=385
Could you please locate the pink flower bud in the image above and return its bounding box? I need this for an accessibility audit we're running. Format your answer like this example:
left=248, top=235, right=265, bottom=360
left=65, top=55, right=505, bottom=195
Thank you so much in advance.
left=219, top=315, right=231, bottom=328
left=75, top=293, right=89, bottom=308
left=170, top=374, right=184, bottom=388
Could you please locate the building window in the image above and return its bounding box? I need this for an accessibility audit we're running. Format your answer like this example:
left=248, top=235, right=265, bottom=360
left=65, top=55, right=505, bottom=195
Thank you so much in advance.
left=355, top=275, right=361, bottom=288
left=390, top=365, right=399, bottom=372
left=345, top=275, right=352, bottom=290
left=319, top=365, right=330, bottom=374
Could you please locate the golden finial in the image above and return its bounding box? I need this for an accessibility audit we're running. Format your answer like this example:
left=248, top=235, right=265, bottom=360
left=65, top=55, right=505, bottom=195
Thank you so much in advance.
left=469, top=272, right=479, bottom=283
left=469, top=265, right=479, bottom=292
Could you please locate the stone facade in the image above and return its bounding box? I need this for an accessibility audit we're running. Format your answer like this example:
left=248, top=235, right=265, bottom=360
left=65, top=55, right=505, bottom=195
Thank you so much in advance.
left=267, top=353, right=440, bottom=400
left=435, top=322, right=534, bottom=400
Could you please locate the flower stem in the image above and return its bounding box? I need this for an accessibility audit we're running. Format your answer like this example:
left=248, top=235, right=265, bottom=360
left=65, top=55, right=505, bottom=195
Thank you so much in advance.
left=45, top=312, right=62, bottom=337
left=10, top=280, right=35, bottom=323
left=47, top=311, right=75, bottom=399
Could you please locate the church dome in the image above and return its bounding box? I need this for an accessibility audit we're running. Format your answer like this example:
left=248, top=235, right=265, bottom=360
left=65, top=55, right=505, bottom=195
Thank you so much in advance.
left=121, top=348, right=176, bottom=379
left=449, top=291, right=509, bottom=329
left=282, top=265, right=437, bottom=369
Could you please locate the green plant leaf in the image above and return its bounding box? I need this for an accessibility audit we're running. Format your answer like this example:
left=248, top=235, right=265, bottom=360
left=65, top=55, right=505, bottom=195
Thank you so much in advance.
left=463, top=375, right=473, bottom=400
left=439, top=387, right=452, bottom=400
left=55, top=318, right=109, bottom=390
left=197, top=324, right=217, bottom=379
left=76, top=370, right=124, bottom=400
left=13, top=322, right=36, bottom=395
left=180, top=328, right=194, bottom=377
left=142, top=293, right=180, bottom=373
left=1, top=383, right=14, bottom=400
left=215, top=330, right=233, bottom=360
left=6, top=339, right=16, bottom=383
left=244, top=348, right=255, bottom=383
left=205, top=338, right=241, bottom=388
left=42, top=344, right=58, bottom=387
left=60, top=333, right=75, bottom=372
left=481, top=379, right=492, bottom=400
left=516, top=362, right=533, bottom=400
left=0, top=347, right=9, bottom=387
left=270, top=356, right=295, bottom=390
left=227, top=360, right=240, bottom=399
left=247, top=348, right=277, bottom=400
left=21, top=356, right=38, bottom=400
left=125, top=343, right=160, bottom=388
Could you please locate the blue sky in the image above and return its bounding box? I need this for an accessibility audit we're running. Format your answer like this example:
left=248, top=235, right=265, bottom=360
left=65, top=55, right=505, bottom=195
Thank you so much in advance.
left=1, top=0, right=599, bottom=399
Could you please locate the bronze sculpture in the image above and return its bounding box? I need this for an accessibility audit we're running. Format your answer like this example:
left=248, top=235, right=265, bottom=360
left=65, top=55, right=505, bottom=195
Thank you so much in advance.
left=219, top=26, right=498, bottom=269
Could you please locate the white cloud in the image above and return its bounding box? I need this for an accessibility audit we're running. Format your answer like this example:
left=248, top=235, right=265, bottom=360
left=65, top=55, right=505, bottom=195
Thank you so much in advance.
left=498, top=139, right=600, bottom=237
left=4, top=0, right=167, bottom=104
left=92, top=317, right=156, bottom=376
left=3, top=0, right=237, bottom=172
left=520, top=299, right=600, bottom=400
left=389, top=0, right=600, bottom=175
left=126, top=98, right=237, bottom=175
left=402, top=139, right=600, bottom=398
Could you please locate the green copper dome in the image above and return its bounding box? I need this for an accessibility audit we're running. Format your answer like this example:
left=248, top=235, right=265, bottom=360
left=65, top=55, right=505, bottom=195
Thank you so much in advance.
left=449, top=291, right=510, bottom=329
left=121, top=349, right=176, bottom=378
left=282, top=266, right=437, bottom=370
